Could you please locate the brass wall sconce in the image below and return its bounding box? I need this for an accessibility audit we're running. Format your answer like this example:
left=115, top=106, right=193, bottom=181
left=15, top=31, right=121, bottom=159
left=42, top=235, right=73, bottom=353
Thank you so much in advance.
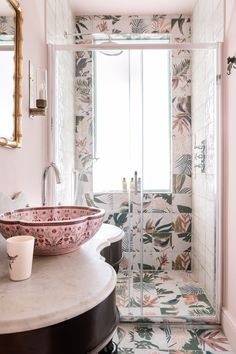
left=227, top=56, right=236, bottom=75
left=29, top=61, right=47, bottom=117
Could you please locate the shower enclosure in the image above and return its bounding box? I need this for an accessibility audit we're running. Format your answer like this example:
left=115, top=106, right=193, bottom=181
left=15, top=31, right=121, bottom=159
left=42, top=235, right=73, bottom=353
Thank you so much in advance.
left=48, top=35, right=222, bottom=324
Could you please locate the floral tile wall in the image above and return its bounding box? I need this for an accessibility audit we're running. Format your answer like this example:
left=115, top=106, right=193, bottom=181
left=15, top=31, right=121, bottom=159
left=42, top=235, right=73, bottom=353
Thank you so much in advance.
left=74, top=14, right=192, bottom=271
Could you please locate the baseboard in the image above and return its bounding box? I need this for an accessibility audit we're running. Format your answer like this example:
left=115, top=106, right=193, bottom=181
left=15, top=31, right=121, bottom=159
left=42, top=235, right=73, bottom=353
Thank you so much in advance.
left=222, top=307, right=236, bottom=352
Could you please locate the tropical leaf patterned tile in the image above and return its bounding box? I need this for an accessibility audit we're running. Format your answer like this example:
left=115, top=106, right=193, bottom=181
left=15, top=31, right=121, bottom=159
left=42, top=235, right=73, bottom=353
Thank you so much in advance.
left=173, top=175, right=192, bottom=195
left=106, top=212, right=129, bottom=229
left=173, top=139, right=192, bottom=167
left=151, top=15, right=171, bottom=33
left=75, top=16, right=93, bottom=35
left=172, top=194, right=192, bottom=214
left=114, top=324, right=135, bottom=348
left=172, top=251, right=191, bottom=272
left=75, top=77, right=92, bottom=104
left=172, top=57, right=191, bottom=96
left=183, top=294, right=215, bottom=317
left=174, top=154, right=192, bottom=176
left=112, top=17, right=131, bottom=34
left=153, top=232, right=172, bottom=251
left=92, top=192, right=113, bottom=210
left=151, top=194, right=172, bottom=213
left=133, top=326, right=162, bottom=350
left=171, top=16, right=191, bottom=42
left=93, top=18, right=113, bottom=33
left=74, top=14, right=193, bottom=275
left=173, top=214, right=191, bottom=233
left=165, top=327, right=198, bottom=350
left=111, top=193, right=129, bottom=213
left=134, top=350, right=166, bottom=354
left=114, top=324, right=232, bottom=353
left=172, top=232, right=191, bottom=255
left=117, top=271, right=216, bottom=322
left=75, top=51, right=92, bottom=77
left=132, top=193, right=173, bottom=214
left=143, top=213, right=173, bottom=235
left=196, top=329, right=232, bottom=352
left=179, top=284, right=205, bottom=296
left=154, top=250, right=173, bottom=271
left=130, top=18, right=152, bottom=33
left=119, top=251, right=137, bottom=272
left=117, top=349, right=134, bottom=354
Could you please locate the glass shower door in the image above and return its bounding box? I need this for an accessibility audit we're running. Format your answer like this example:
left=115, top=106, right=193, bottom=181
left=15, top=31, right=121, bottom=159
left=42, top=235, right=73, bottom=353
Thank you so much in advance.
left=50, top=43, right=221, bottom=324
left=93, top=48, right=144, bottom=318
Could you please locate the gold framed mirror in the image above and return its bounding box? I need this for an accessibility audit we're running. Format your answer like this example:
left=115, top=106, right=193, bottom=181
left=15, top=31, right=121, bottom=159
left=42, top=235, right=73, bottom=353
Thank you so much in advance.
left=0, top=0, right=22, bottom=148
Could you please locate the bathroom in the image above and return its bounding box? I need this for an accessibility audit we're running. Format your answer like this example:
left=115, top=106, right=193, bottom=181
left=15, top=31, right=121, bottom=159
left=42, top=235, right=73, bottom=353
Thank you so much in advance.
left=0, top=0, right=235, bottom=353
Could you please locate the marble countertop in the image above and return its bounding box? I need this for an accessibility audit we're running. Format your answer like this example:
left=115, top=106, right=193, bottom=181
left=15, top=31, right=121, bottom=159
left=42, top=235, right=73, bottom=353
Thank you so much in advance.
left=0, top=224, right=124, bottom=334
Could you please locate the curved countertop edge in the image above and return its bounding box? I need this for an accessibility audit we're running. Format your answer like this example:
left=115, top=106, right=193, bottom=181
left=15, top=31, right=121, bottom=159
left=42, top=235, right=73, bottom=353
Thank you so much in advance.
left=0, top=224, right=124, bottom=334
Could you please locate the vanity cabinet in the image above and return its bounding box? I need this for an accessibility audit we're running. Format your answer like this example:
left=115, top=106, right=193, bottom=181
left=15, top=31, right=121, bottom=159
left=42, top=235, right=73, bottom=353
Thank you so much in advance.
left=0, top=224, right=124, bottom=354
left=101, top=238, right=123, bottom=273
left=0, top=290, right=118, bottom=354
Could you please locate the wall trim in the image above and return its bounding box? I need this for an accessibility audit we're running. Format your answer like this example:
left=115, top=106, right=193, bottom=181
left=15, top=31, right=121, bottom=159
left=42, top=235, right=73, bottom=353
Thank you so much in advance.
left=222, top=307, right=236, bottom=351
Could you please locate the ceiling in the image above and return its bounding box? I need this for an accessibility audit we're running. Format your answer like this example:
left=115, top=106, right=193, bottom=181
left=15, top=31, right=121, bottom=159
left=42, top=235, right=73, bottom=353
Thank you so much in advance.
left=70, top=0, right=198, bottom=16
left=0, top=1, right=15, bottom=16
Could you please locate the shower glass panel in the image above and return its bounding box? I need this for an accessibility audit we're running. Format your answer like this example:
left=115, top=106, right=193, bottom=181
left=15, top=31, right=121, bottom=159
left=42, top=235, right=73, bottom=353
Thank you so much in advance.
left=51, top=43, right=221, bottom=324
left=93, top=43, right=171, bottom=318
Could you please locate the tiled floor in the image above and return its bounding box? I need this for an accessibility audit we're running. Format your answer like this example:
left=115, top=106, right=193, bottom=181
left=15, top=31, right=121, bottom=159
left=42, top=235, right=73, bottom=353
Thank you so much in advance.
left=113, top=324, right=234, bottom=353
left=116, top=271, right=215, bottom=321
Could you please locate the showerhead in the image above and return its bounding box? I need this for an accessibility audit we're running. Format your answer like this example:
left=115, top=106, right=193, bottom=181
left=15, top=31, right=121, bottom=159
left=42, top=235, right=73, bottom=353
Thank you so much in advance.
left=99, top=35, right=123, bottom=56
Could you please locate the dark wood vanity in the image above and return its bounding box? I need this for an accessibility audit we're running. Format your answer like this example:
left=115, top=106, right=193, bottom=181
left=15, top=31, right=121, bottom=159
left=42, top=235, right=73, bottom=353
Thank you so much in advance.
left=0, top=225, right=124, bottom=354
left=0, top=290, right=119, bottom=354
left=101, top=238, right=123, bottom=273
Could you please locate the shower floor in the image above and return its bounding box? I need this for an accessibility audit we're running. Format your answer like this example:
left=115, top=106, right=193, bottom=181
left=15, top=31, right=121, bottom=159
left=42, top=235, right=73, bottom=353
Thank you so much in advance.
left=116, top=270, right=215, bottom=321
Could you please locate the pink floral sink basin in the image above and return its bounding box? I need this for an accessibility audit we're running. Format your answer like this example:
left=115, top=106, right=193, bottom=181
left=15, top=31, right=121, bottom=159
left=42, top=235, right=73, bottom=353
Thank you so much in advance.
left=0, top=206, right=105, bottom=255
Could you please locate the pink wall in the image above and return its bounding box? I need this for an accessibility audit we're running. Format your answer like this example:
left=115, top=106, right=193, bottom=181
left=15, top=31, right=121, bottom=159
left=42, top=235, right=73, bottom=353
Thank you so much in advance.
left=222, top=0, right=236, bottom=350
left=0, top=0, right=48, bottom=206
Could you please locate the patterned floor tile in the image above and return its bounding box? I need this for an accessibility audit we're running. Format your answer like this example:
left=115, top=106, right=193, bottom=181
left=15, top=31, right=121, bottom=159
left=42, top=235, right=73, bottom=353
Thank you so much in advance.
left=118, top=349, right=134, bottom=354
left=114, top=324, right=233, bottom=353
left=114, top=324, right=135, bottom=349
left=195, top=329, right=233, bottom=352
left=132, top=326, right=167, bottom=351
left=117, top=270, right=215, bottom=320
left=134, top=350, right=167, bottom=354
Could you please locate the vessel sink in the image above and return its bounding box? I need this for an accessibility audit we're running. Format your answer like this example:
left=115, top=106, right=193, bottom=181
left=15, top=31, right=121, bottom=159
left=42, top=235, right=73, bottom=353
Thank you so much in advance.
left=0, top=206, right=105, bottom=255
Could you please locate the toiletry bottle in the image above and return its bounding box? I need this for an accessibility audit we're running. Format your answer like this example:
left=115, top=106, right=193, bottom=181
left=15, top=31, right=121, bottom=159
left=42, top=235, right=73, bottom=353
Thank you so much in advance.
left=137, top=177, right=141, bottom=192
left=130, top=177, right=135, bottom=192
left=134, top=171, right=138, bottom=194
left=122, top=177, right=127, bottom=192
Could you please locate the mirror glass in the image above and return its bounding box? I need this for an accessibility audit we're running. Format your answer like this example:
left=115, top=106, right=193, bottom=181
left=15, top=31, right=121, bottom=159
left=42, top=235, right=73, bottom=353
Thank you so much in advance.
left=0, top=0, right=22, bottom=148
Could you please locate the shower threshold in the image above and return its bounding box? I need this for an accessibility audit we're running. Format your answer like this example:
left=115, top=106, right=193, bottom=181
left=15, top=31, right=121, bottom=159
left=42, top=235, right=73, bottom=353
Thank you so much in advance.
left=116, top=270, right=216, bottom=323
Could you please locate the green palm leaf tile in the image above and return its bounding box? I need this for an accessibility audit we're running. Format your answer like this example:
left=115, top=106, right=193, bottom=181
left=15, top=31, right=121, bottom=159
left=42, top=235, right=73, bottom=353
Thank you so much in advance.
left=171, top=16, right=186, bottom=35
left=177, top=205, right=192, bottom=213
left=177, top=233, right=191, bottom=242
left=134, top=339, right=160, bottom=349
left=130, top=18, right=148, bottom=33
left=173, top=59, right=191, bottom=76
left=173, top=175, right=186, bottom=193
left=135, top=327, right=154, bottom=340
left=182, top=330, right=201, bottom=351
left=118, top=349, right=134, bottom=354
left=175, top=154, right=192, bottom=175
